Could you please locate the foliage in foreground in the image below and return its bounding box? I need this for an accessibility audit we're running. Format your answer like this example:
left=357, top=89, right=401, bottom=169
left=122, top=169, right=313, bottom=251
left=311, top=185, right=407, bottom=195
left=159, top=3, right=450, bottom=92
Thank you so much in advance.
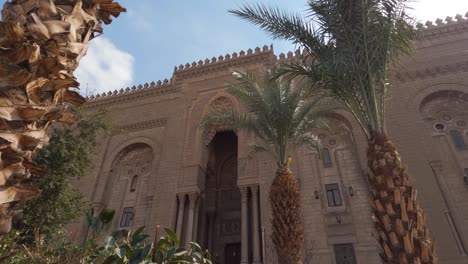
left=88, top=227, right=211, bottom=264
left=14, top=108, right=112, bottom=242
left=0, top=230, right=94, bottom=264
left=86, top=208, right=116, bottom=241
left=1, top=226, right=211, bottom=264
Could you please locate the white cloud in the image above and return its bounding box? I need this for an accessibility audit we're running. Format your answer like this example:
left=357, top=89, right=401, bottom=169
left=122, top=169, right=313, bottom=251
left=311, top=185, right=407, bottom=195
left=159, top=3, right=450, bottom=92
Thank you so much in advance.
left=408, top=0, right=468, bottom=22
left=75, top=37, right=135, bottom=96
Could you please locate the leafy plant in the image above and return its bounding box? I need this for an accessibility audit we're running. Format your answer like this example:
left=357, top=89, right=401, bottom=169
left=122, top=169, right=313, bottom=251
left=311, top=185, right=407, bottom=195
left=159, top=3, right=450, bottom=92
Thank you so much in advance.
left=0, top=229, right=93, bottom=264
left=87, top=208, right=116, bottom=240
left=88, top=227, right=211, bottom=264
left=88, top=226, right=151, bottom=264
left=153, top=228, right=211, bottom=264
left=13, top=108, right=112, bottom=243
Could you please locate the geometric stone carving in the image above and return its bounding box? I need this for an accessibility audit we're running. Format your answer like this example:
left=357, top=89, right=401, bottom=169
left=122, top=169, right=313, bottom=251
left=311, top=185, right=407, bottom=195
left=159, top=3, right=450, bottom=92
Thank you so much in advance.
left=202, top=96, right=235, bottom=145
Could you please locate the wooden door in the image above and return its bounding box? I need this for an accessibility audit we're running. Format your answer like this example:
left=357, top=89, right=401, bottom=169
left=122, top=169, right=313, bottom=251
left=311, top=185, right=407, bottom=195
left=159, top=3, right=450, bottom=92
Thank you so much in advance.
left=334, top=243, right=357, bottom=264
left=225, top=243, right=241, bottom=264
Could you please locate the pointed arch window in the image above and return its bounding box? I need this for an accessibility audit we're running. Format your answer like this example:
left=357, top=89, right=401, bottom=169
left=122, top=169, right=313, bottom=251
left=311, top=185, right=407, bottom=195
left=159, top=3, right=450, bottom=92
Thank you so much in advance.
left=450, top=130, right=465, bottom=151
left=130, top=175, right=138, bottom=192
left=322, top=148, right=332, bottom=168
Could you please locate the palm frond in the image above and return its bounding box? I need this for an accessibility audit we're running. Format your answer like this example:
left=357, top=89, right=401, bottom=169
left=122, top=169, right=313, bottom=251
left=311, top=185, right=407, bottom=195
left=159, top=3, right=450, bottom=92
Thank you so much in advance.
left=200, top=70, right=338, bottom=165
left=232, top=0, right=416, bottom=137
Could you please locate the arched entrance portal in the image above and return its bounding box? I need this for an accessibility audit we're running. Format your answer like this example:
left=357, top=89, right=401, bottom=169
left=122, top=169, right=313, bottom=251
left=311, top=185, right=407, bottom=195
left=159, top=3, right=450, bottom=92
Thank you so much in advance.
left=199, top=131, right=241, bottom=264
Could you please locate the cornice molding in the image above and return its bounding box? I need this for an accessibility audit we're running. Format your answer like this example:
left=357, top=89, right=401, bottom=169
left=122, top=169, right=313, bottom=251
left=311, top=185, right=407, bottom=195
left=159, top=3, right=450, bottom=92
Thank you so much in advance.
left=394, top=60, right=468, bottom=83
left=114, top=118, right=168, bottom=134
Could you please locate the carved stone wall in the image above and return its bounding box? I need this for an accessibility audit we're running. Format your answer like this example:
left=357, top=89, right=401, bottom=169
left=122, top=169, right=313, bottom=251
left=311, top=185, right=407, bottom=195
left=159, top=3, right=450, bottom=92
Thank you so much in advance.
left=104, top=144, right=154, bottom=229
left=72, top=13, right=468, bottom=264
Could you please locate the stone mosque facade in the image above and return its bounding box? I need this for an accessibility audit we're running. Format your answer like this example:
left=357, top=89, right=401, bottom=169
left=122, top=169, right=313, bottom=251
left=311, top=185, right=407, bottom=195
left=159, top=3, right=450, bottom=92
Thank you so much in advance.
left=72, top=14, right=468, bottom=264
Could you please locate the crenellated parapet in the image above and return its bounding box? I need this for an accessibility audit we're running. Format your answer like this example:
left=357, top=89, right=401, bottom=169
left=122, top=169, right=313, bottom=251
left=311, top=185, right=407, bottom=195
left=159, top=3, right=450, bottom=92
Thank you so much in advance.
left=173, top=45, right=274, bottom=78
left=86, top=78, right=173, bottom=101
left=275, top=49, right=307, bottom=63
left=416, top=12, right=468, bottom=39
left=84, top=78, right=179, bottom=107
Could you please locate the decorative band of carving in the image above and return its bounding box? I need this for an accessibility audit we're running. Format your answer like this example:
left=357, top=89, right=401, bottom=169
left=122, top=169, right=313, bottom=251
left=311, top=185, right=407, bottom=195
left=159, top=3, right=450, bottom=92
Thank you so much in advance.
left=115, top=118, right=167, bottom=134
left=394, top=61, right=468, bottom=82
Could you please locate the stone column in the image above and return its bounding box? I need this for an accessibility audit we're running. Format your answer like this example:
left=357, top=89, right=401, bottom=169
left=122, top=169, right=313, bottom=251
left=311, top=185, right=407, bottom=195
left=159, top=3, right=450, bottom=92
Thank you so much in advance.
left=207, top=212, right=215, bottom=253
left=240, top=186, right=249, bottom=264
left=192, top=197, right=200, bottom=241
left=175, top=194, right=185, bottom=240
left=251, top=185, right=262, bottom=264
left=185, top=192, right=198, bottom=247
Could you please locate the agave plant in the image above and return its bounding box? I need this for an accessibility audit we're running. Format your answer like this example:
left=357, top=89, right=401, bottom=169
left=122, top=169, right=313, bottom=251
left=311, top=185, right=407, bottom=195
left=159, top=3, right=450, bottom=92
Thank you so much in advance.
left=0, top=0, right=125, bottom=234
left=231, top=0, right=438, bottom=263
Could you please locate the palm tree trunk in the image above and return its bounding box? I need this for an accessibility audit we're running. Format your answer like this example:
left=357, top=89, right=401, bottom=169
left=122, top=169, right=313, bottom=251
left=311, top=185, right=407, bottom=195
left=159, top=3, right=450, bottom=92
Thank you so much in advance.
left=269, top=165, right=303, bottom=264
left=0, top=0, right=125, bottom=235
left=367, top=131, right=438, bottom=264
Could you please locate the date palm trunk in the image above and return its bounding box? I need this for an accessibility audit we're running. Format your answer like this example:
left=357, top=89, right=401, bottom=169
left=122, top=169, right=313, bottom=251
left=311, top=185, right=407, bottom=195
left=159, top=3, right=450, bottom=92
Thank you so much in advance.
left=0, top=0, right=125, bottom=234
left=367, top=131, right=438, bottom=264
left=269, top=165, right=303, bottom=264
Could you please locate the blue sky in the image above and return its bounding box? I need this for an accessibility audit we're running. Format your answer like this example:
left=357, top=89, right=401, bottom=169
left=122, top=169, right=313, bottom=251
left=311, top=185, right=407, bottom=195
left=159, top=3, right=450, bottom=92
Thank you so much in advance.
left=2, top=0, right=468, bottom=94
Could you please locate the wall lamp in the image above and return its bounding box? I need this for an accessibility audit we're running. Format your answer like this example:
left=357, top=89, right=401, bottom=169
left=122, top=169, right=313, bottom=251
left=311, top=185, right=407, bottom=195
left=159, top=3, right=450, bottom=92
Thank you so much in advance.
left=336, top=214, right=342, bottom=224
left=348, top=186, right=355, bottom=197
left=314, top=190, right=320, bottom=200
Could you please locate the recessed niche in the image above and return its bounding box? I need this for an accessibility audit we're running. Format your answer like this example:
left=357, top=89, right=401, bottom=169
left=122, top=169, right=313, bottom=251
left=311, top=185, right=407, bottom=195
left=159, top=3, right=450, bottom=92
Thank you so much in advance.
left=442, top=115, right=452, bottom=121
left=456, top=120, right=466, bottom=127
left=434, top=123, right=445, bottom=131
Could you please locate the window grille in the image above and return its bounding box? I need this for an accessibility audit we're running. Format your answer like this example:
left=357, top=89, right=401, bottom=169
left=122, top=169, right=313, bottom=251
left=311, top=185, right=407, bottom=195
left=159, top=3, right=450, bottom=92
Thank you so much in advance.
left=120, top=207, right=134, bottom=227
left=450, top=130, right=465, bottom=150
left=325, top=183, right=342, bottom=207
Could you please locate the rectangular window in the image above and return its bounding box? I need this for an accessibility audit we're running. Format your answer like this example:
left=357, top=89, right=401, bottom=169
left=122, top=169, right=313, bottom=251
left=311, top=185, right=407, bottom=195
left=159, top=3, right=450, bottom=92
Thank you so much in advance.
left=325, top=183, right=342, bottom=207
left=334, top=244, right=357, bottom=264
left=120, top=207, right=134, bottom=227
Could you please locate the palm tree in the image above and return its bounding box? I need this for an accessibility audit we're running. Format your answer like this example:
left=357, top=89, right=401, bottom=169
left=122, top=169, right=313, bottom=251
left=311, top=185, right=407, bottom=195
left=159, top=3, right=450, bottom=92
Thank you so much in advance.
left=0, top=0, right=125, bottom=234
left=230, top=1, right=438, bottom=263
left=200, top=70, right=336, bottom=264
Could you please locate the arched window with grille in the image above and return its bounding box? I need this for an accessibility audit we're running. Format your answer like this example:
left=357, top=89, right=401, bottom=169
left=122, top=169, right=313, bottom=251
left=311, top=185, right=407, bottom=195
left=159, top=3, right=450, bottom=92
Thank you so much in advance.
left=130, top=175, right=138, bottom=192
left=450, top=130, right=466, bottom=151
left=322, top=148, right=332, bottom=168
